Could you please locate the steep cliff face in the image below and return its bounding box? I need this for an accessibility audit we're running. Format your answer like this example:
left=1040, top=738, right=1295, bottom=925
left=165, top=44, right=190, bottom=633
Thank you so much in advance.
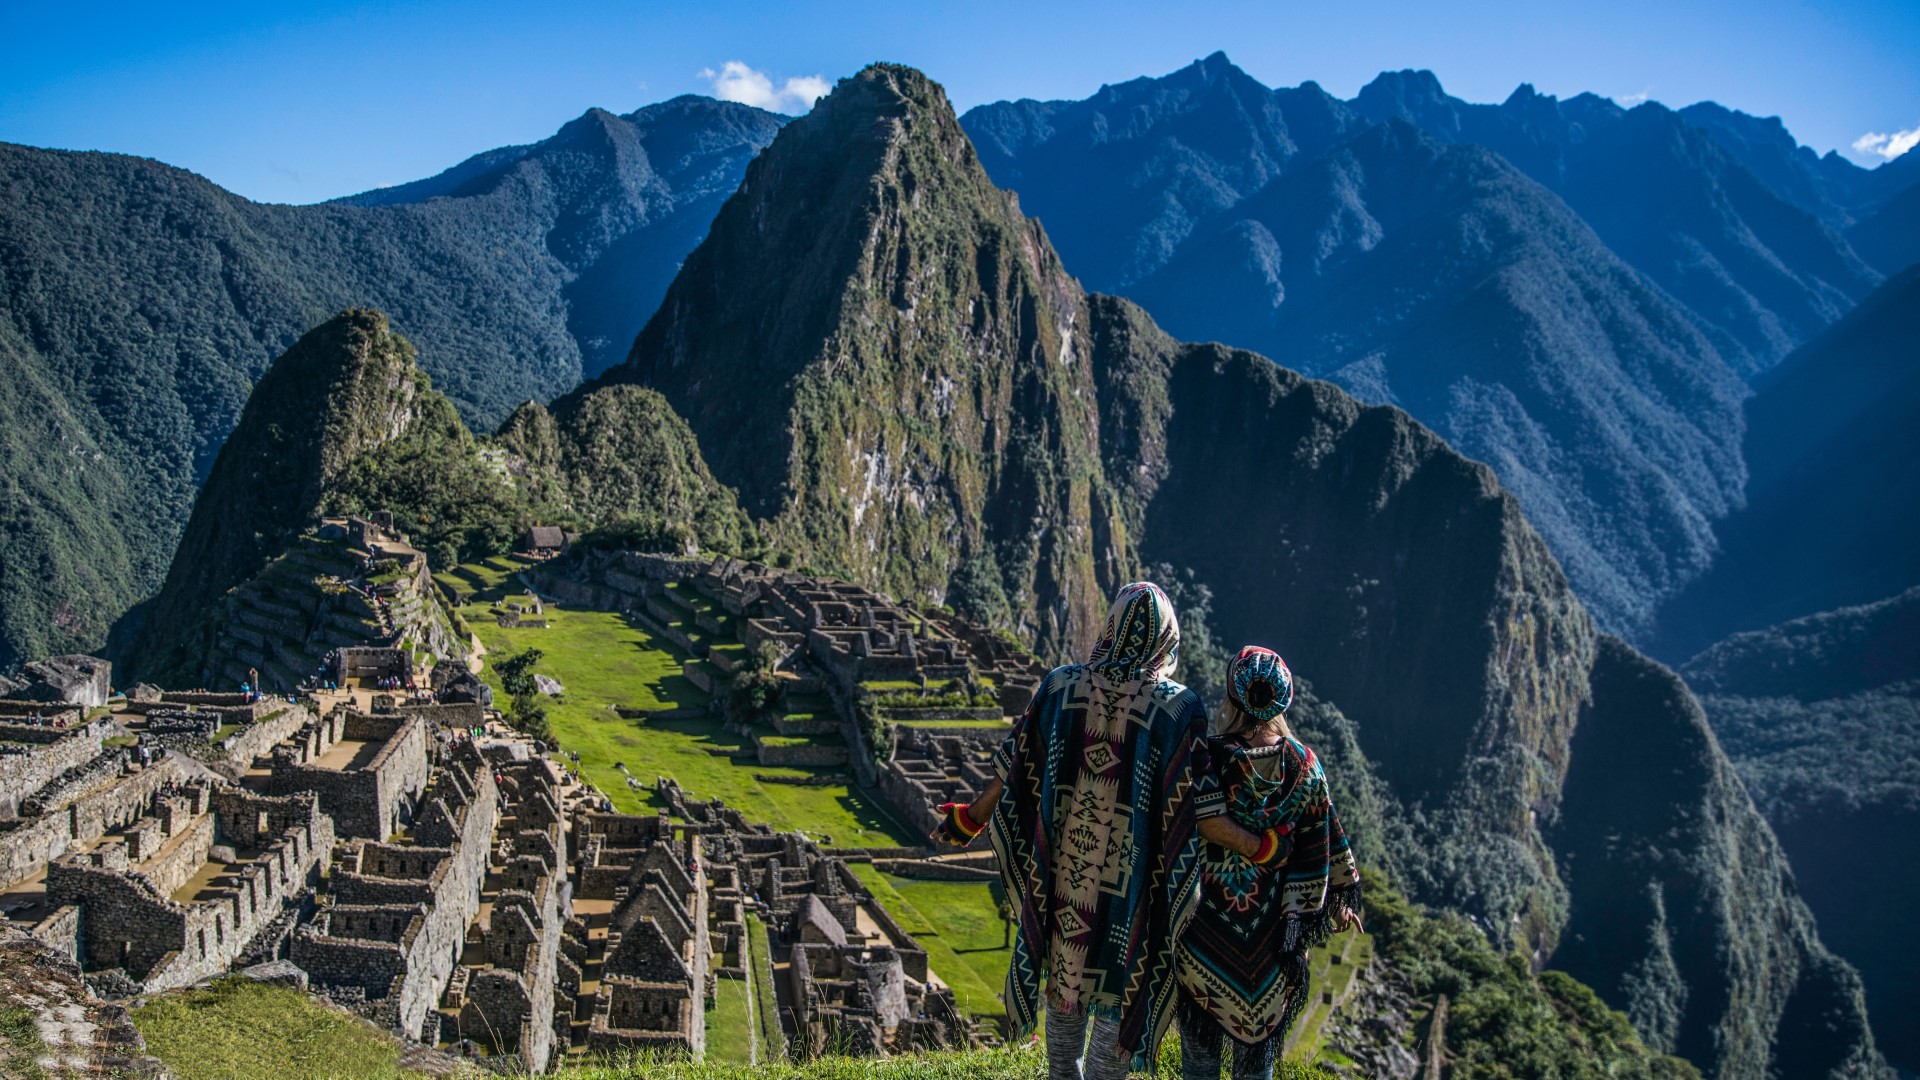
left=1553, top=640, right=1881, bottom=1078
left=612, top=64, right=1127, bottom=655
left=603, top=65, right=1881, bottom=1078
left=1681, top=590, right=1920, bottom=1073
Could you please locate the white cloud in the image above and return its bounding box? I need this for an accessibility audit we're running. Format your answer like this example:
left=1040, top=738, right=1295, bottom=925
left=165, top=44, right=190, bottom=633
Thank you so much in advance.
left=1618, top=89, right=1651, bottom=107
left=698, top=61, right=830, bottom=114
left=1853, top=125, right=1920, bottom=162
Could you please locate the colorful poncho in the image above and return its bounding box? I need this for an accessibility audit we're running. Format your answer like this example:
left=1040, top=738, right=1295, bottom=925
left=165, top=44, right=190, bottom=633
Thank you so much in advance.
left=986, top=582, right=1220, bottom=1068
left=1176, top=734, right=1361, bottom=1044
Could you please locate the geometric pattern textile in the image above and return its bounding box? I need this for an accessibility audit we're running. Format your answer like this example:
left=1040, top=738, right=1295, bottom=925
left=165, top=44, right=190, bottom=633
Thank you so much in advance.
left=986, top=582, right=1221, bottom=1068
left=1175, top=736, right=1361, bottom=1045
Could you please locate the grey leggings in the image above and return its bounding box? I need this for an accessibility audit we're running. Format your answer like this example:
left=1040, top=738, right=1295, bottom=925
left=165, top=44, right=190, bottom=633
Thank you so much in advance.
left=1047, top=1001, right=1134, bottom=1080
left=1177, top=1002, right=1278, bottom=1080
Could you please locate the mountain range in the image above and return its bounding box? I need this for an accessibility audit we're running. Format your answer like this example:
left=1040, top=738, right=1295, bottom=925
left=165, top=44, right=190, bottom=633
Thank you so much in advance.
left=960, top=53, right=1905, bottom=639
left=3, top=52, right=1917, bottom=1078
left=0, top=96, right=780, bottom=671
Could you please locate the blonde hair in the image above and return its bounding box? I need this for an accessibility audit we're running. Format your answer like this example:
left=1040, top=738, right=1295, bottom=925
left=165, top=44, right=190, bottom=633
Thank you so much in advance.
left=1210, top=697, right=1293, bottom=740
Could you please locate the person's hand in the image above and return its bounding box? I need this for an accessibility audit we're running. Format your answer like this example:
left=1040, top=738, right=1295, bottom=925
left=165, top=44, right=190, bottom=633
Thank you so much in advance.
left=1250, top=824, right=1292, bottom=867
left=1334, top=907, right=1365, bottom=934
left=930, top=802, right=983, bottom=848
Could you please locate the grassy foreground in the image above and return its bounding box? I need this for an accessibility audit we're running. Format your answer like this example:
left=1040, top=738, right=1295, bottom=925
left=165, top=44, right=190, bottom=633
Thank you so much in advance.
left=129, top=978, right=1341, bottom=1080
left=132, top=978, right=429, bottom=1079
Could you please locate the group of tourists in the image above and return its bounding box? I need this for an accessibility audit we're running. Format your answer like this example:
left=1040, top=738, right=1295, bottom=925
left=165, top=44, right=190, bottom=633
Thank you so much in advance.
left=932, top=581, right=1362, bottom=1080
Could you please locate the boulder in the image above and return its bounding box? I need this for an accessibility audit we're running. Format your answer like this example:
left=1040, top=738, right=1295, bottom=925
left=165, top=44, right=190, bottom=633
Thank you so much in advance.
left=534, top=674, right=565, bottom=696
left=19, top=654, right=113, bottom=709
left=238, top=959, right=309, bottom=990
left=438, top=670, right=494, bottom=708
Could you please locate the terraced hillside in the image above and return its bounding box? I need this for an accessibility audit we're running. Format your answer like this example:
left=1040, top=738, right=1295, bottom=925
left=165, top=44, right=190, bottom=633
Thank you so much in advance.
left=448, top=558, right=885, bottom=835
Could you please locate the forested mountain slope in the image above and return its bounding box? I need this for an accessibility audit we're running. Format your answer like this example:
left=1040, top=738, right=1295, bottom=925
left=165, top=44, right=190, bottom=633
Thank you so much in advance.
left=1682, top=589, right=1920, bottom=1072
left=0, top=97, right=779, bottom=671
left=120, top=309, right=750, bottom=685
left=608, top=62, right=1884, bottom=1079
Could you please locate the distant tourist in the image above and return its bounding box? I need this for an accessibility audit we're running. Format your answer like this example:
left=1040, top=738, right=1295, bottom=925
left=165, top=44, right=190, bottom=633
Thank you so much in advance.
left=1174, top=647, right=1362, bottom=1080
left=932, top=581, right=1272, bottom=1079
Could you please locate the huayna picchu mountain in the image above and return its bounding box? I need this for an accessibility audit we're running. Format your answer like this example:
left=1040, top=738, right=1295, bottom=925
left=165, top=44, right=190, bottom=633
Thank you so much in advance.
left=601, top=63, right=1883, bottom=1078
left=0, top=96, right=781, bottom=673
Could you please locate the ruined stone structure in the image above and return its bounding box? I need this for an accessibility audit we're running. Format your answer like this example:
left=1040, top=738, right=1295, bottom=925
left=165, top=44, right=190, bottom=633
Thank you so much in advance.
left=661, top=779, right=971, bottom=1057
left=290, top=737, right=496, bottom=1043
left=0, top=636, right=990, bottom=1070
left=880, top=727, right=1003, bottom=840
left=45, top=785, right=334, bottom=991
left=269, top=709, right=431, bottom=839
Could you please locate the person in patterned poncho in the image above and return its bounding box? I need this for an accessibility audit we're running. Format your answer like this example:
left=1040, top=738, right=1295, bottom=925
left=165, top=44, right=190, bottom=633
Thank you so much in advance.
left=931, top=582, right=1277, bottom=1079
left=1174, top=646, right=1363, bottom=1080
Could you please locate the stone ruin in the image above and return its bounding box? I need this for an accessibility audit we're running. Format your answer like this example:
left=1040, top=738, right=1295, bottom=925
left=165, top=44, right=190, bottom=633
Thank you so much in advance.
left=0, top=622, right=997, bottom=1071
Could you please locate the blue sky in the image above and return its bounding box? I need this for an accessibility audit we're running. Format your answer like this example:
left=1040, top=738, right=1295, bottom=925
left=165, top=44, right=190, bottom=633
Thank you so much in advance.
left=3, top=0, right=1915, bottom=204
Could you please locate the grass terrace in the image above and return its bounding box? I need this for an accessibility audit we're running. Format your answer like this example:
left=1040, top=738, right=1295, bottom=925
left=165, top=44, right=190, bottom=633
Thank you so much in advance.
left=848, top=865, right=1011, bottom=1024
left=455, top=561, right=915, bottom=844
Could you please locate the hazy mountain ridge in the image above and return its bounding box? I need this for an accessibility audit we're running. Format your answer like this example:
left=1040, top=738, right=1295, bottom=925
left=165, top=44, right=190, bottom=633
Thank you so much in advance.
left=958, top=54, right=1890, bottom=643
left=1125, top=118, right=1748, bottom=635
left=607, top=64, right=1882, bottom=1078
left=0, top=98, right=779, bottom=670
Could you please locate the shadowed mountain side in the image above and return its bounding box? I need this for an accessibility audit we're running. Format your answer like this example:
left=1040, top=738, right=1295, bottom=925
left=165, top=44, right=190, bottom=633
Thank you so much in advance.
left=1681, top=590, right=1920, bottom=1073
left=0, top=98, right=778, bottom=672
left=117, top=310, right=442, bottom=680
left=1551, top=638, right=1882, bottom=1079
left=1127, top=120, right=1747, bottom=638
left=1652, top=266, right=1920, bottom=660
left=1847, top=179, right=1920, bottom=276
left=1080, top=294, right=1882, bottom=1078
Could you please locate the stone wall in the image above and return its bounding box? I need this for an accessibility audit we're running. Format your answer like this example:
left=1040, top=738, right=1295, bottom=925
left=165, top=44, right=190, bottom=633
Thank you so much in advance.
left=47, top=787, right=333, bottom=992
left=0, top=720, right=111, bottom=818
left=295, top=749, right=497, bottom=1041
left=0, top=754, right=190, bottom=888
left=269, top=712, right=429, bottom=839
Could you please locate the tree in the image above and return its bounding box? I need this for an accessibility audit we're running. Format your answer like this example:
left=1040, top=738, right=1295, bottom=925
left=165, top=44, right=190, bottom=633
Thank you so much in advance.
left=495, top=647, right=550, bottom=741
left=723, top=639, right=787, bottom=723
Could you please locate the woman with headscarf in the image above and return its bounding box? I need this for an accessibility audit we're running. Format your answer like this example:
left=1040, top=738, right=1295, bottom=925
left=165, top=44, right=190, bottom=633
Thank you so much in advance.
left=932, top=582, right=1277, bottom=1080
left=1173, top=646, right=1362, bottom=1080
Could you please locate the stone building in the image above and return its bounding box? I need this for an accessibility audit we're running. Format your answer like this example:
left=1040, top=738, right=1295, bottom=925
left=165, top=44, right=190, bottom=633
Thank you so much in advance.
left=290, top=737, right=497, bottom=1043
left=44, top=784, right=334, bottom=991
left=268, top=709, right=431, bottom=839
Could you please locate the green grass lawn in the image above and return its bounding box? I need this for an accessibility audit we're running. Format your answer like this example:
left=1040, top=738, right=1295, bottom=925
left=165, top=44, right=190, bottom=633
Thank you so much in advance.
left=461, top=572, right=914, bottom=844
left=132, top=978, right=429, bottom=1080
left=748, top=913, right=786, bottom=1063
left=707, top=974, right=756, bottom=1064
left=848, top=866, right=1009, bottom=1023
